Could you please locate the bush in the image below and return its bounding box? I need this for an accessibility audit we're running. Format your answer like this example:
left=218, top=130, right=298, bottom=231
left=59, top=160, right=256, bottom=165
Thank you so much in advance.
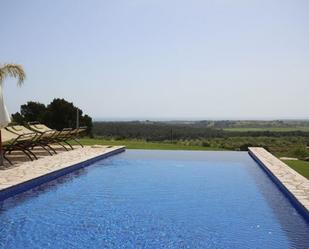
left=291, top=146, right=309, bottom=160
left=202, top=141, right=210, bottom=147
left=239, top=143, right=253, bottom=151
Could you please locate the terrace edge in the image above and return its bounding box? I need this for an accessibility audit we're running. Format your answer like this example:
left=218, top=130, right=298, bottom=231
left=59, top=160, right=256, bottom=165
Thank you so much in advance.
left=248, top=147, right=309, bottom=221
left=0, top=146, right=126, bottom=201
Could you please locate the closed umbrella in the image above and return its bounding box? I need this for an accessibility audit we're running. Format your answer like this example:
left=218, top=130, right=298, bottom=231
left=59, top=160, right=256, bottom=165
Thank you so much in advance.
left=0, top=64, right=25, bottom=165
left=0, top=84, right=11, bottom=164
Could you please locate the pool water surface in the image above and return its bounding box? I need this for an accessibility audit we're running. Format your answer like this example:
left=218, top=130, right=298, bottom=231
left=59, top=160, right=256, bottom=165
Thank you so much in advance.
left=0, top=150, right=308, bottom=249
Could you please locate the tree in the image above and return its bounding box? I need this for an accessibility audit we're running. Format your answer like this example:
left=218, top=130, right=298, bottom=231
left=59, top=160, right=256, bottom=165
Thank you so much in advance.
left=11, top=112, right=24, bottom=124
left=45, top=98, right=92, bottom=133
left=0, top=64, right=25, bottom=87
left=20, top=101, right=47, bottom=123
left=45, top=98, right=79, bottom=130
left=12, top=98, right=93, bottom=133
left=80, top=114, right=93, bottom=134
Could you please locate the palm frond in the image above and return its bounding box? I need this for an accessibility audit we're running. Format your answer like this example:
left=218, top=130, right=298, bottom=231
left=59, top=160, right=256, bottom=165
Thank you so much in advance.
left=0, top=63, right=26, bottom=86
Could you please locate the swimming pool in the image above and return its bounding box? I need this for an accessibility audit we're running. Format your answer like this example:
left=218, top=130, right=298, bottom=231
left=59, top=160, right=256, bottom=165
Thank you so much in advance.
left=0, top=150, right=308, bottom=248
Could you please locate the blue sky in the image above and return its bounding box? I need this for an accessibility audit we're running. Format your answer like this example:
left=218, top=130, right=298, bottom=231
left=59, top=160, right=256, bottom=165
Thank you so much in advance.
left=1, top=0, right=309, bottom=120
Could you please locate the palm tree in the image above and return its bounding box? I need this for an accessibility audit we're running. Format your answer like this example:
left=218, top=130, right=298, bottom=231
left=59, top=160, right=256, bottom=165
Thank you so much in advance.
left=0, top=64, right=26, bottom=86
left=0, top=63, right=26, bottom=165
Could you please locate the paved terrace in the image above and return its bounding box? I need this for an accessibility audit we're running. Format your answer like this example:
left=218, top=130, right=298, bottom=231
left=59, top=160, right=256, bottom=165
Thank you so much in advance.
left=0, top=145, right=125, bottom=196
left=249, top=147, right=309, bottom=212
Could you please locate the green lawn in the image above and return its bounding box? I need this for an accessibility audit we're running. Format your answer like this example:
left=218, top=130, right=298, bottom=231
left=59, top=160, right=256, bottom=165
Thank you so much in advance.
left=283, top=160, right=309, bottom=179
left=223, top=127, right=309, bottom=132
left=77, top=138, right=224, bottom=151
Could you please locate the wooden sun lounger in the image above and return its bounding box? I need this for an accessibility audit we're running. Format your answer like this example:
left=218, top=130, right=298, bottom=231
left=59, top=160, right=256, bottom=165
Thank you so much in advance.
left=5, top=125, right=58, bottom=156
left=28, top=123, right=87, bottom=150
left=1, top=128, right=38, bottom=164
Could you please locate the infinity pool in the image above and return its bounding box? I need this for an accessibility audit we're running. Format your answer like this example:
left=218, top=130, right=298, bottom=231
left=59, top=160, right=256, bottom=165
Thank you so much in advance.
left=0, top=150, right=308, bottom=249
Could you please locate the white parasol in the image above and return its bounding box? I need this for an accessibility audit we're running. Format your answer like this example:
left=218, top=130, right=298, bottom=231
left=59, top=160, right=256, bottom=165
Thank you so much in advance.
left=0, top=64, right=25, bottom=165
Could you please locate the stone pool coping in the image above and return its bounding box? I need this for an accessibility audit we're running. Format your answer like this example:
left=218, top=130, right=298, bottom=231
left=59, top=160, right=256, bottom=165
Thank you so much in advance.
left=0, top=145, right=125, bottom=201
left=249, top=147, right=309, bottom=219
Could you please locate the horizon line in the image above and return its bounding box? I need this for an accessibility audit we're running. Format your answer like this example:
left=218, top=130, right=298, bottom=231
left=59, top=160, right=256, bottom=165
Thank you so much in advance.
left=93, top=117, right=309, bottom=122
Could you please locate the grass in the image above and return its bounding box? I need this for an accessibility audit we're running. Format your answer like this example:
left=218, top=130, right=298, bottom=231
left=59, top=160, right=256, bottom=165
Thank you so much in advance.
left=223, top=127, right=309, bottom=132
left=283, top=160, right=309, bottom=179
left=77, top=138, right=225, bottom=151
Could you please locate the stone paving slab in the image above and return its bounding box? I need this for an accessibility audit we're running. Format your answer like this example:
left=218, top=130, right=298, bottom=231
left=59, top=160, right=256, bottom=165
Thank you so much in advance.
left=249, top=147, right=309, bottom=212
left=0, top=145, right=125, bottom=193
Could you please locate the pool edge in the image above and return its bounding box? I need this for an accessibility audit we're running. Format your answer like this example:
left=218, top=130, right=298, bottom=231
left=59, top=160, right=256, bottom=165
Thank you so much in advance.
left=0, top=146, right=126, bottom=201
left=248, top=147, right=309, bottom=221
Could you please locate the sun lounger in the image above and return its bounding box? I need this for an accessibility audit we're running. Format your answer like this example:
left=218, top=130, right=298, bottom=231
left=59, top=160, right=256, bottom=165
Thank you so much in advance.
left=2, top=123, right=87, bottom=164
left=5, top=125, right=57, bottom=155
left=28, top=123, right=87, bottom=150
left=1, top=128, right=38, bottom=164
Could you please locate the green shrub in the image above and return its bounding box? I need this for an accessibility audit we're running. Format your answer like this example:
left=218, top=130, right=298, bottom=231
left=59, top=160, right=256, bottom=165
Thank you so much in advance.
left=202, top=141, right=210, bottom=147
left=291, top=146, right=309, bottom=160
left=239, top=143, right=253, bottom=151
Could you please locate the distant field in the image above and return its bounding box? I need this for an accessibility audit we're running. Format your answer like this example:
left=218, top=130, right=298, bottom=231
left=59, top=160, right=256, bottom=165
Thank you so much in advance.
left=78, top=138, right=225, bottom=151
left=223, top=127, right=309, bottom=132
left=283, top=160, right=309, bottom=179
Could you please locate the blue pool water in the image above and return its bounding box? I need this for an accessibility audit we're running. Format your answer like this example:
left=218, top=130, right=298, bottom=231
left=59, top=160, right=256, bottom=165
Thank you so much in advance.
left=0, top=150, right=308, bottom=249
